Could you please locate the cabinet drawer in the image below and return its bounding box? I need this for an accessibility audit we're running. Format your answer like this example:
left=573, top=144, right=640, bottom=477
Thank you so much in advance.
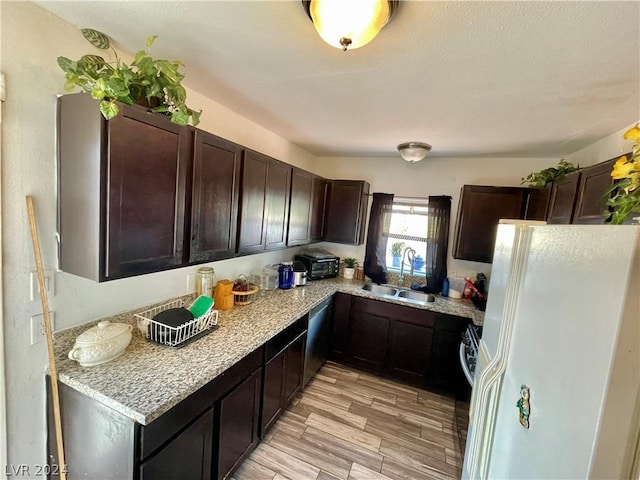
left=266, top=317, right=308, bottom=360
left=140, top=346, right=262, bottom=460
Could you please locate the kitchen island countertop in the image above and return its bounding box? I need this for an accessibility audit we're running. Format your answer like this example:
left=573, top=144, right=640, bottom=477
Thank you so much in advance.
left=52, top=278, right=484, bottom=425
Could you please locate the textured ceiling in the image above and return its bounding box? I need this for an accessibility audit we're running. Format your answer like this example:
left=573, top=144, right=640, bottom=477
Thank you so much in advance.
left=37, top=1, right=640, bottom=158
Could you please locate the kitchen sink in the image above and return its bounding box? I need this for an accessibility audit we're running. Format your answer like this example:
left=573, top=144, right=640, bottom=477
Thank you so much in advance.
left=362, top=284, right=399, bottom=296
left=362, top=284, right=436, bottom=305
left=397, top=290, right=436, bottom=303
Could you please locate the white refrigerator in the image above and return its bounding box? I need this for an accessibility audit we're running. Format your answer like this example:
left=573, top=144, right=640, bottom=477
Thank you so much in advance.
left=463, top=221, right=640, bottom=479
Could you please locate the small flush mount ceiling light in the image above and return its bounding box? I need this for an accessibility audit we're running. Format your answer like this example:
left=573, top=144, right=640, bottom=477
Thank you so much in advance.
left=302, top=0, right=399, bottom=51
left=397, top=142, right=432, bottom=164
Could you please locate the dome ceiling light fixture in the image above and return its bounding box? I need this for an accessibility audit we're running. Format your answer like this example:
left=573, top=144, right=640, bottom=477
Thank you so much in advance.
left=302, top=0, right=399, bottom=51
left=397, top=142, right=432, bottom=164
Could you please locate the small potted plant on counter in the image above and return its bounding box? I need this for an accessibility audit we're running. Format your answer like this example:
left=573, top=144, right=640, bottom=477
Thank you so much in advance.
left=342, top=258, right=359, bottom=279
left=390, top=242, right=404, bottom=268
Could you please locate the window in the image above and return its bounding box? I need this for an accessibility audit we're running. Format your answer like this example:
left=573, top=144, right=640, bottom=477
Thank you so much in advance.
left=385, top=200, right=429, bottom=272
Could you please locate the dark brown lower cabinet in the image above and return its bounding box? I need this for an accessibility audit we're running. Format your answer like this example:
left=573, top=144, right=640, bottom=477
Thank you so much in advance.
left=343, top=297, right=436, bottom=384
left=283, top=333, right=305, bottom=404
left=141, top=408, right=214, bottom=480
left=329, top=292, right=352, bottom=361
left=332, top=294, right=470, bottom=396
left=425, top=314, right=471, bottom=397
left=260, top=318, right=307, bottom=437
left=347, top=298, right=390, bottom=371
left=217, top=369, right=262, bottom=480
left=387, top=319, right=433, bottom=383
left=48, top=348, right=264, bottom=480
left=261, top=350, right=286, bottom=434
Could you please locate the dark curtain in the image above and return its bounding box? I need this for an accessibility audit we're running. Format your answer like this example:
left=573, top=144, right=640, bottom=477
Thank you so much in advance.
left=424, top=195, right=451, bottom=294
left=363, top=193, right=394, bottom=284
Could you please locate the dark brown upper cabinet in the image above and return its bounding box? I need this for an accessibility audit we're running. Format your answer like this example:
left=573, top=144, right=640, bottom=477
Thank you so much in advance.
left=189, top=130, right=242, bottom=263
left=237, top=150, right=291, bottom=254
left=58, top=93, right=192, bottom=281
left=546, top=171, right=582, bottom=224
left=287, top=169, right=328, bottom=246
left=453, top=186, right=528, bottom=263
left=572, top=158, right=617, bottom=224
left=324, top=180, right=370, bottom=245
left=523, top=186, right=551, bottom=220
left=310, top=176, right=329, bottom=241
left=287, top=168, right=314, bottom=246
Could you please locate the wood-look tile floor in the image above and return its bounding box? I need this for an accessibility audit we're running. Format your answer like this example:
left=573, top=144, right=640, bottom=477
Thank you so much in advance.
left=232, top=362, right=464, bottom=480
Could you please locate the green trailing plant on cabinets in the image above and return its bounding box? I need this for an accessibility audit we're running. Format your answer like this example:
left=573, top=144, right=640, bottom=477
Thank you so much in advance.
left=521, top=159, right=579, bottom=187
left=57, top=28, right=201, bottom=126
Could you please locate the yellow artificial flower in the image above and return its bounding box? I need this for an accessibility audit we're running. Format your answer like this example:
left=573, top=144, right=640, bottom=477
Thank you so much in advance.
left=623, top=173, right=640, bottom=194
left=611, top=155, right=634, bottom=179
left=623, top=123, right=640, bottom=141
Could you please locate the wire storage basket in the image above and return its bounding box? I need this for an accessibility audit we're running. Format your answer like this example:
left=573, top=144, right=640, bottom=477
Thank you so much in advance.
left=232, top=285, right=259, bottom=306
left=135, top=299, right=218, bottom=348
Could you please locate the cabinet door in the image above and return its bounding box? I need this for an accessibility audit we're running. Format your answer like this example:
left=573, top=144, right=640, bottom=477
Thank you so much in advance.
left=237, top=151, right=291, bottom=253
left=310, top=176, right=328, bottom=241
left=546, top=171, right=581, bottom=224
left=330, top=293, right=352, bottom=361
left=573, top=159, right=616, bottom=224
left=287, top=168, right=313, bottom=246
left=141, top=408, right=213, bottom=480
left=261, top=351, right=285, bottom=436
left=324, top=180, right=370, bottom=245
left=347, top=298, right=390, bottom=371
left=453, top=186, right=526, bottom=264
left=237, top=151, right=268, bottom=253
left=524, top=186, right=550, bottom=220
left=387, top=320, right=433, bottom=384
left=217, top=369, right=262, bottom=480
left=106, top=106, right=191, bottom=279
left=265, top=159, right=292, bottom=250
left=426, top=314, right=470, bottom=396
left=190, top=131, right=242, bottom=262
left=284, top=333, right=306, bottom=405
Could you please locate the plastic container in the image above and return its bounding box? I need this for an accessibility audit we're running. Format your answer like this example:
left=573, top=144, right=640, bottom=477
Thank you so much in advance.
left=196, top=267, right=215, bottom=297
left=278, top=262, right=294, bottom=289
left=250, top=267, right=279, bottom=293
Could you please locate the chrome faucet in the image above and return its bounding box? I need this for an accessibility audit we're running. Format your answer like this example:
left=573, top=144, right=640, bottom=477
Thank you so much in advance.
left=398, top=246, right=416, bottom=285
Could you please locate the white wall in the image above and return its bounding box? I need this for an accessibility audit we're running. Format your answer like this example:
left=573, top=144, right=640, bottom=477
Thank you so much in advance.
left=0, top=2, right=316, bottom=470
left=565, top=122, right=638, bottom=168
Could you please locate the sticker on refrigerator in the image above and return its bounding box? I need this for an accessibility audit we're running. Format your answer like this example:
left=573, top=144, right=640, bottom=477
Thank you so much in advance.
left=516, top=384, right=531, bottom=429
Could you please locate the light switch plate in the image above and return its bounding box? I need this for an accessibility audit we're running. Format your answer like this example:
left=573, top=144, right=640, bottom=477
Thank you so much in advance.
left=30, top=270, right=55, bottom=301
left=30, top=312, right=55, bottom=345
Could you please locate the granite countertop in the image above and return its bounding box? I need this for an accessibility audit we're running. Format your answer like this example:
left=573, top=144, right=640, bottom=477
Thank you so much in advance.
left=52, top=278, right=484, bottom=426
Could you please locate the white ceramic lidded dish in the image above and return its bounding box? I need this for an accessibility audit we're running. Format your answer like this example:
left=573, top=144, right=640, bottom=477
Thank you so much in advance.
left=68, top=321, right=133, bottom=367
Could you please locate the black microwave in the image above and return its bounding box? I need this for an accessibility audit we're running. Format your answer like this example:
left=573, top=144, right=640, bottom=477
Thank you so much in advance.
left=294, top=254, right=340, bottom=280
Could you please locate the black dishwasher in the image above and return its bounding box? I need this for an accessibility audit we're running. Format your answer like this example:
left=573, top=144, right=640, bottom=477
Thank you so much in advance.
left=303, top=296, right=333, bottom=386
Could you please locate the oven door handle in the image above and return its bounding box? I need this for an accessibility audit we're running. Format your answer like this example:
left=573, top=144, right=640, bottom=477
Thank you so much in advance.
left=459, top=341, right=474, bottom=386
